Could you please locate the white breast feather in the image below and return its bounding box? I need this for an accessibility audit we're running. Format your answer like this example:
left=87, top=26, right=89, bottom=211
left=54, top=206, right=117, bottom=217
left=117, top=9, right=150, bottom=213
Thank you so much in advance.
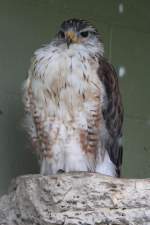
left=23, top=42, right=116, bottom=176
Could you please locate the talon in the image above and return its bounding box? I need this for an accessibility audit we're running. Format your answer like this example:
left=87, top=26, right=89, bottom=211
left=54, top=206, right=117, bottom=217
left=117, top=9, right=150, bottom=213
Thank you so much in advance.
left=57, top=169, right=65, bottom=173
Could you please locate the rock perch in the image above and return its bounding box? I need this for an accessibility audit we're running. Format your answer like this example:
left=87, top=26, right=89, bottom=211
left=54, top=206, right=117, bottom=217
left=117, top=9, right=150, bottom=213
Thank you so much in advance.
left=0, top=172, right=150, bottom=225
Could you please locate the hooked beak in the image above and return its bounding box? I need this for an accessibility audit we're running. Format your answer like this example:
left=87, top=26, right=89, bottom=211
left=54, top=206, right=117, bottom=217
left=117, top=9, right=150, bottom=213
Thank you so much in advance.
left=65, top=31, right=79, bottom=47
left=66, top=37, right=72, bottom=48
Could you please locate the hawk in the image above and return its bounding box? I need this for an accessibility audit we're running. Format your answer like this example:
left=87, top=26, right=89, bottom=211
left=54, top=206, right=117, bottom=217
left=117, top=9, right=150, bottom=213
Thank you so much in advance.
left=22, top=19, right=123, bottom=177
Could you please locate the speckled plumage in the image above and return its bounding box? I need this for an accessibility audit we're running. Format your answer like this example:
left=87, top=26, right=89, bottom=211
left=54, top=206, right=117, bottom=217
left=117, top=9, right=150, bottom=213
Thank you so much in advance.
left=22, top=19, right=123, bottom=177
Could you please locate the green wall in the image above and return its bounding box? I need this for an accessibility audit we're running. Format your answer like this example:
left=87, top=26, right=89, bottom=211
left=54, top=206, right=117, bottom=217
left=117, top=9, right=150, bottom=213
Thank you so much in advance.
left=0, top=0, right=150, bottom=195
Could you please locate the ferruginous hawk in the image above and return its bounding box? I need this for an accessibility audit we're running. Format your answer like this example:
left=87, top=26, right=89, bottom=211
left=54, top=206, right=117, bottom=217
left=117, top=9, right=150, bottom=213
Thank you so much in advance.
left=22, top=18, right=123, bottom=177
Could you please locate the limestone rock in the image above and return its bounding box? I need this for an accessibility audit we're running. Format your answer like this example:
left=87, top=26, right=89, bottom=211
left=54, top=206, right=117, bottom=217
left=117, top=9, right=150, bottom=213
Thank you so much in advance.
left=0, top=173, right=150, bottom=225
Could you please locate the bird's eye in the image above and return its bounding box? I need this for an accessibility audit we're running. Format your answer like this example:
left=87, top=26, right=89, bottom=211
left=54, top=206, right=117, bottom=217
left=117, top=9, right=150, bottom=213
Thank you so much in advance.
left=80, top=31, right=89, bottom=38
left=58, top=31, right=65, bottom=38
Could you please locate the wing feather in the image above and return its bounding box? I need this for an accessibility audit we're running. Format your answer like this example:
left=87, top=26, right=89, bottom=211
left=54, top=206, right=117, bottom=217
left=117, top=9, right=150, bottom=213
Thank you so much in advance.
left=98, top=57, right=123, bottom=177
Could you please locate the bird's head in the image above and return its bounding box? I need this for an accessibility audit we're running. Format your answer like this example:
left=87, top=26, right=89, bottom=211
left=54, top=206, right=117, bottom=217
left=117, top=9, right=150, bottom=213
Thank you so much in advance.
left=55, top=18, right=103, bottom=53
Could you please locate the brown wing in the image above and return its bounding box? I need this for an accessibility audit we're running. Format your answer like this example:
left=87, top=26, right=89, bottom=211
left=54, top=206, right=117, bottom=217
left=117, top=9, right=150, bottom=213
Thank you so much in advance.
left=98, top=57, right=123, bottom=177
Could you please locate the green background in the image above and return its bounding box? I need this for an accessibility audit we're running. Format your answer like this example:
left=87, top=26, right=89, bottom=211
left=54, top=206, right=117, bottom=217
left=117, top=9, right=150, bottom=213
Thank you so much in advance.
left=0, top=0, right=150, bottom=196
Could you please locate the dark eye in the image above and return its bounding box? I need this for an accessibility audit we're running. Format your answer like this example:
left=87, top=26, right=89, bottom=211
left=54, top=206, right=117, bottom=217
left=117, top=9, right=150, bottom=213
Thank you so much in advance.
left=80, top=31, right=89, bottom=38
left=58, top=30, right=65, bottom=38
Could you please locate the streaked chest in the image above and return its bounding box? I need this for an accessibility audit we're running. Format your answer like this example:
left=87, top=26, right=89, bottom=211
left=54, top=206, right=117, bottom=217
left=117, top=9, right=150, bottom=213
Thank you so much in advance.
left=31, top=46, right=105, bottom=122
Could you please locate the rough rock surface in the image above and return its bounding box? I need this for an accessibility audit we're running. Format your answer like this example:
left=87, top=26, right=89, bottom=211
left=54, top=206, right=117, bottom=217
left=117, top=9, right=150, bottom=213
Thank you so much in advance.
left=0, top=172, right=150, bottom=225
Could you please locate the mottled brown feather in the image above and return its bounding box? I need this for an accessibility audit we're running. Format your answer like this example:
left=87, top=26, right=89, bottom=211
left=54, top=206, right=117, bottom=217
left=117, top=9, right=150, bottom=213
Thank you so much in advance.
left=27, top=85, right=53, bottom=159
left=98, top=57, right=123, bottom=177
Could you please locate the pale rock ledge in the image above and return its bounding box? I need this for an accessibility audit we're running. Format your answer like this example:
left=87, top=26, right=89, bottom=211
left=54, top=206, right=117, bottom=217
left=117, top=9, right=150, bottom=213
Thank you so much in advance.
left=0, top=172, right=150, bottom=225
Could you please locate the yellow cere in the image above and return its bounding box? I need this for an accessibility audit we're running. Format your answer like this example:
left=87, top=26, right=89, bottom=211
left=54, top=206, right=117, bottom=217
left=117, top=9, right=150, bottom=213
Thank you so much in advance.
left=65, top=31, right=79, bottom=43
